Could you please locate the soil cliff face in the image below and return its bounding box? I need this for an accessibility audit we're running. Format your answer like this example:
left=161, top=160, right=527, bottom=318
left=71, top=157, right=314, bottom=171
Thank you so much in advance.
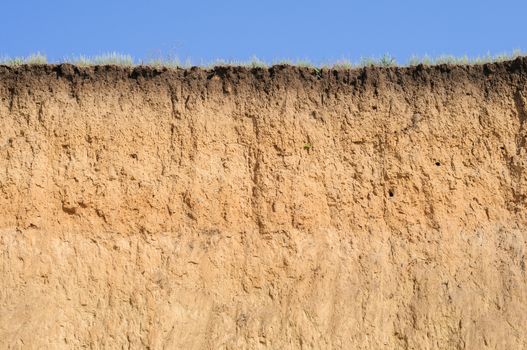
left=1, top=60, right=527, bottom=349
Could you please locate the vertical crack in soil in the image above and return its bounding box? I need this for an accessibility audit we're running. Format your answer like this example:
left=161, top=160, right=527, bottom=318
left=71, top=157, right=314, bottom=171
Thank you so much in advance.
left=514, top=90, right=527, bottom=154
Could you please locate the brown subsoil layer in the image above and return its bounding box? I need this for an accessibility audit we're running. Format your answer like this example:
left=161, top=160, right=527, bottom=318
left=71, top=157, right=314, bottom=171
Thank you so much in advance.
left=1, top=59, right=527, bottom=349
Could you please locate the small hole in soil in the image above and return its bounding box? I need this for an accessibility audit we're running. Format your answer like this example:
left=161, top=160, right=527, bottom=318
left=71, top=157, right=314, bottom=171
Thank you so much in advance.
left=435, top=161, right=441, bottom=166
left=500, top=146, right=505, bottom=150
left=388, top=190, right=394, bottom=197
left=130, top=153, right=138, bottom=159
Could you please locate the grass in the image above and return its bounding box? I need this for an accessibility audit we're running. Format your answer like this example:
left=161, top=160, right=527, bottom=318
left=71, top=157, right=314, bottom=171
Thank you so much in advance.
left=356, top=53, right=398, bottom=68
left=64, top=52, right=134, bottom=66
left=0, top=50, right=524, bottom=69
left=146, top=57, right=191, bottom=68
left=0, top=52, right=47, bottom=65
left=407, top=49, right=524, bottom=66
left=208, top=56, right=268, bottom=69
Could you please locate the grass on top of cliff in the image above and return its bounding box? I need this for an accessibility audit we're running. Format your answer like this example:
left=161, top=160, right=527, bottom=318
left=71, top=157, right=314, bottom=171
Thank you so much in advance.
left=1, top=50, right=525, bottom=69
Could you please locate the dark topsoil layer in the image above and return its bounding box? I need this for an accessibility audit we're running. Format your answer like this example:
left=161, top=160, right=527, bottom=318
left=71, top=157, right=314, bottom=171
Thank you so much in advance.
left=1, top=57, right=526, bottom=94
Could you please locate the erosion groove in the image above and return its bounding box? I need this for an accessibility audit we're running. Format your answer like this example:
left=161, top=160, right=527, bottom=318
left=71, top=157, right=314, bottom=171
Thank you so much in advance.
left=1, top=59, right=527, bottom=349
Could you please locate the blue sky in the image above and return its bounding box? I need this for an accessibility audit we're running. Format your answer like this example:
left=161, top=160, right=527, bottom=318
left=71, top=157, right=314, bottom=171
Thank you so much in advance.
left=1, top=0, right=525, bottom=64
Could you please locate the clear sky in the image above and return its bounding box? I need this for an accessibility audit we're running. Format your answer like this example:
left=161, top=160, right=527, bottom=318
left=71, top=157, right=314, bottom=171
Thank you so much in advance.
left=1, top=0, right=526, bottom=64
